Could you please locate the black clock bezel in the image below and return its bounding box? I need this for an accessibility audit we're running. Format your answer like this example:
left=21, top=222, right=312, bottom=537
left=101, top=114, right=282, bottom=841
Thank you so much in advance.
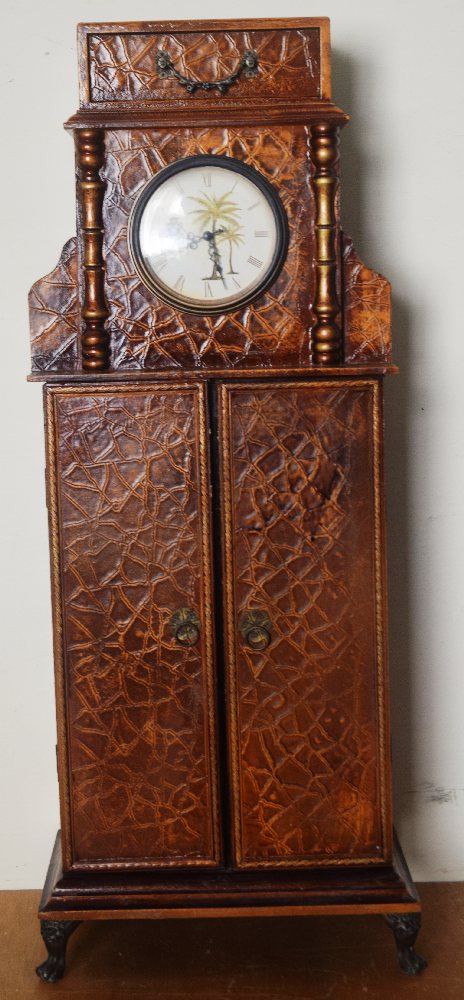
left=128, top=154, right=289, bottom=316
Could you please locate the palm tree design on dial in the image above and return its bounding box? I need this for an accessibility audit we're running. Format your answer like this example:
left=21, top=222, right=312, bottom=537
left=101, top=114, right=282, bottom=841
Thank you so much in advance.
left=189, top=189, right=244, bottom=280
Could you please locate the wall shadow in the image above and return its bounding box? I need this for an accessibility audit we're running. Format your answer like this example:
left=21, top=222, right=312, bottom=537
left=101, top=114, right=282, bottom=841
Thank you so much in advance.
left=332, top=50, right=418, bottom=841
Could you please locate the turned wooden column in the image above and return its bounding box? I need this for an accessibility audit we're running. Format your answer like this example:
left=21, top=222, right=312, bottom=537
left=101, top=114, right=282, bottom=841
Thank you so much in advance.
left=75, top=129, right=110, bottom=371
left=310, top=122, right=342, bottom=365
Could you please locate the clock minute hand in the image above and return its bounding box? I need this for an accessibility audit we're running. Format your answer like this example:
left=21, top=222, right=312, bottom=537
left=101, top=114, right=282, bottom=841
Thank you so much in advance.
left=202, top=229, right=227, bottom=287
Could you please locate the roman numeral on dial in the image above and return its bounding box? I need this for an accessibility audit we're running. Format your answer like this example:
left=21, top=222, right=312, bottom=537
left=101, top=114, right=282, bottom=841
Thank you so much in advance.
left=174, top=275, right=185, bottom=292
left=247, top=256, right=263, bottom=269
left=154, top=255, right=169, bottom=272
left=254, top=230, right=269, bottom=238
left=203, top=174, right=212, bottom=188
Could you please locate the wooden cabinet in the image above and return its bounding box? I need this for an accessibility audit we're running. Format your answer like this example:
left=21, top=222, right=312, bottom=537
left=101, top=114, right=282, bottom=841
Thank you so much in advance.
left=30, top=17, right=426, bottom=984
left=46, top=379, right=388, bottom=873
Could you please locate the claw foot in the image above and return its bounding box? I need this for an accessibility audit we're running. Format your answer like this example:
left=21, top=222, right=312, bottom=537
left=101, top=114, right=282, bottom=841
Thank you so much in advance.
left=385, top=913, right=427, bottom=976
left=36, top=920, right=80, bottom=983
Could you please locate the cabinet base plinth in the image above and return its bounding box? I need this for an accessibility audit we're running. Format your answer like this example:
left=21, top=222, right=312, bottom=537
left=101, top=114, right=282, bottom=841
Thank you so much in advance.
left=39, top=830, right=420, bottom=920
left=37, top=831, right=425, bottom=978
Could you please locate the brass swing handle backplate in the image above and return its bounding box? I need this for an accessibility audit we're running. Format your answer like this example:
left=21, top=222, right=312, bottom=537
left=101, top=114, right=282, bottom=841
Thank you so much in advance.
left=155, top=49, right=259, bottom=95
left=239, top=610, right=272, bottom=651
left=169, top=608, right=201, bottom=647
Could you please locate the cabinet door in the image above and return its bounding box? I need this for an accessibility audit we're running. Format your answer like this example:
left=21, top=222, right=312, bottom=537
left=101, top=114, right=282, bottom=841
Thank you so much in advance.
left=219, top=381, right=391, bottom=869
left=46, top=384, right=220, bottom=869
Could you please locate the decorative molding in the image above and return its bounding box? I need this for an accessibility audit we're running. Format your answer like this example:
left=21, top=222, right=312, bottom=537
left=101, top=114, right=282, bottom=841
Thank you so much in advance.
left=310, top=122, right=342, bottom=365
left=75, top=129, right=110, bottom=371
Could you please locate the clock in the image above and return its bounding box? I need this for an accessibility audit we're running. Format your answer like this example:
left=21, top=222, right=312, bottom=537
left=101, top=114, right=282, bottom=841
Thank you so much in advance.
left=30, top=17, right=426, bottom=985
left=128, top=155, right=288, bottom=314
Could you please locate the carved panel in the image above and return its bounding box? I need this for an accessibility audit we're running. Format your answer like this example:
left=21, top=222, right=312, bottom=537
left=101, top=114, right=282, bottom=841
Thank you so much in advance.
left=102, top=125, right=316, bottom=370
left=47, top=384, right=220, bottom=868
left=82, top=24, right=325, bottom=105
left=221, top=381, right=389, bottom=867
left=29, top=239, right=79, bottom=372
left=342, top=235, right=392, bottom=364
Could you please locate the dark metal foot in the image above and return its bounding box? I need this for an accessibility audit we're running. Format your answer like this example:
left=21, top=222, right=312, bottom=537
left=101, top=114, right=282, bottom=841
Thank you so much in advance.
left=385, top=913, right=427, bottom=975
left=36, top=920, right=80, bottom=983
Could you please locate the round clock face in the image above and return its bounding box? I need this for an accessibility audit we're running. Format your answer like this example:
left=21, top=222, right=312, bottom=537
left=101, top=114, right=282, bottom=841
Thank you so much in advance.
left=128, top=155, right=288, bottom=315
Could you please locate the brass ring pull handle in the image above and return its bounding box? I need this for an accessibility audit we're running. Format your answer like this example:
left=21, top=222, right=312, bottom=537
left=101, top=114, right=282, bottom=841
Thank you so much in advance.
left=239, top=610, right=272, bottom=651
left=169, top=608, right=201, bottom=647
left=155, top=49, right=259, bottom=95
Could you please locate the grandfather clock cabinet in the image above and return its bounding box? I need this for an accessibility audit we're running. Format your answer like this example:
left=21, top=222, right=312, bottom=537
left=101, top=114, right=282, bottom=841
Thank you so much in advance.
left=29, top=18, right=426, bottom=983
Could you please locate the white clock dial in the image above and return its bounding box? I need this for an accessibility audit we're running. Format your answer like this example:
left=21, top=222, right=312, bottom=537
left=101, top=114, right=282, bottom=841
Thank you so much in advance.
left=128, top=156, right=288, bottom=314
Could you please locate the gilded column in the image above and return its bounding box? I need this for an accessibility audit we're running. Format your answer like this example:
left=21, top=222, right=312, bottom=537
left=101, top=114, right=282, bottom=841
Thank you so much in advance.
left=75, top=129, right=110, bottom=371
left=310, top=122, right=342, bottom=365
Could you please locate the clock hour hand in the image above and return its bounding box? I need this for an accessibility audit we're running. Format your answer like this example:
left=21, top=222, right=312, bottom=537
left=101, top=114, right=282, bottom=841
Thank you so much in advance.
left=166, top=219, right=203, bottom=250
left=186, top=231, right=202, bottom=249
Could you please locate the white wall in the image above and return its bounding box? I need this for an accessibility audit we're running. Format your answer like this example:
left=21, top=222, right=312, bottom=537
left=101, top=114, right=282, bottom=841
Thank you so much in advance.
left=1, top=0, right=463, bottom=888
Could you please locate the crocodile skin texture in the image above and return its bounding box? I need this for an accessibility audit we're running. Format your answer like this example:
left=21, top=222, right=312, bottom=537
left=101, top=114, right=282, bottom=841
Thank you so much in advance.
left=342, top=235, right=392, bottom=364
left=50, top=385, right=220, bottom=867
left=86, top=29, right=321, bottom=104
left=102, top=126, right=315, bottom=370
left=221, top=382, right=387, bottom=867
left=29, top=238, right=79, bottom=371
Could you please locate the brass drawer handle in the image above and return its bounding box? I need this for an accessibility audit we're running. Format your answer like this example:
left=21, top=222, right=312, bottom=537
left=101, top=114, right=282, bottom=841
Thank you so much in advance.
left=239, top=610, right=272, bottom=651
left=169, top=608, right=201, bottom=647
left=155, top=49, right=259, bottom=95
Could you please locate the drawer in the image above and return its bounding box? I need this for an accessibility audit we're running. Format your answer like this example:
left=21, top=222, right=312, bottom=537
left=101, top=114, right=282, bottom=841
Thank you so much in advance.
left=78, top=18, right=330, bottom=107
